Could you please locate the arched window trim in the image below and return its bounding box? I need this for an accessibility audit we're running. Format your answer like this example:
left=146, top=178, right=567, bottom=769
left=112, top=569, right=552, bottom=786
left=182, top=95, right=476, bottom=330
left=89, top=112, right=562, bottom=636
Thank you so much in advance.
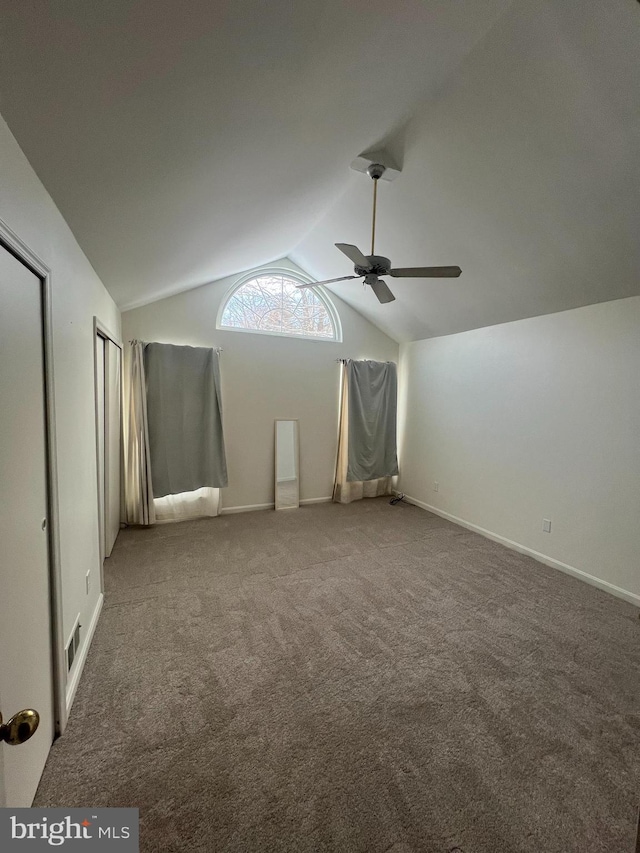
left=216, top=267, right=343, bottom=343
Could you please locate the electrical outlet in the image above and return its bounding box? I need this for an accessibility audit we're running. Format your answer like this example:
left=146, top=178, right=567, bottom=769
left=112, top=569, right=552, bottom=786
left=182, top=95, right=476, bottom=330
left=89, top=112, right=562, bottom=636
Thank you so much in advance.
left=543, top=519, right=552, bottom=533
left=85, top=570, right=91, bottom=595
left=433, top=481, right=439, bottom=492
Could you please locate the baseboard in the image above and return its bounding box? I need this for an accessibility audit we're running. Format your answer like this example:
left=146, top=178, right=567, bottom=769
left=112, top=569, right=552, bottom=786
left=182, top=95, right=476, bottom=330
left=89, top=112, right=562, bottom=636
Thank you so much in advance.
left=220, top=502, right=274, bottom=514
left=65, top=592, right=103, bottom=715
left=404, top=495, right=640, bottom=608
left=220, top=496, right=332, bottom=515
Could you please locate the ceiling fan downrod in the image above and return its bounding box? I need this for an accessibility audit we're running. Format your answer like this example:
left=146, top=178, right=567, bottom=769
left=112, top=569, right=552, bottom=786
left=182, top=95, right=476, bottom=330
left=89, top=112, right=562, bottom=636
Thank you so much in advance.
left=294, top=159, right=461, bottom=305
left=367, top=163, right=386, bottom=255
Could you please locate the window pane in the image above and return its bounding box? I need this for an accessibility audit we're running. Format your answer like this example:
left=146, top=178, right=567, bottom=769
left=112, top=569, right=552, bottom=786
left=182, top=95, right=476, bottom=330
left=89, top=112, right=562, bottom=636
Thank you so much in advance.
left=221, top=275, right=336, bottom=339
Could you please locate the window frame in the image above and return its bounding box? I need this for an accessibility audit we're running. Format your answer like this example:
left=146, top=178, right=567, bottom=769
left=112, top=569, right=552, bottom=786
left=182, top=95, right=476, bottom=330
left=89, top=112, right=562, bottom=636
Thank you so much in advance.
left=216, top=268, right=343, bottom=343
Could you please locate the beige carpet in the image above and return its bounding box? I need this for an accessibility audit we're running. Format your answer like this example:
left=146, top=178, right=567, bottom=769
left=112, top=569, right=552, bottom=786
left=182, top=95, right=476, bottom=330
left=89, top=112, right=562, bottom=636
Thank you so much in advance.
left=35, top=498, right=640, bottom=852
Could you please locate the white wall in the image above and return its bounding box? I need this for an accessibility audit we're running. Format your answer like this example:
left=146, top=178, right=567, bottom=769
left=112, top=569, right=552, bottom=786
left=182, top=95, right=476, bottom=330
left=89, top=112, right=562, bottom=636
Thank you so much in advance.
left=398, top=296, right=640, bottom=604
left=0, top=116, right=121, bottom=704
left=122, top=260, right=398, bottom=509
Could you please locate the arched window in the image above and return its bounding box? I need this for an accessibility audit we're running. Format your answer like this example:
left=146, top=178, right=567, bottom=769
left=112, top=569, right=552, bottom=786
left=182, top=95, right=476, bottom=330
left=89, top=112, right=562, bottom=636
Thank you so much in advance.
left=218, top=272, right=340, bottom=341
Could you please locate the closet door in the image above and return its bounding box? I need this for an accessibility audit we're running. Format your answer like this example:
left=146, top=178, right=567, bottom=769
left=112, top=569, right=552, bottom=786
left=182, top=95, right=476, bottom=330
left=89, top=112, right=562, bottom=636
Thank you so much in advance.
left=104, top=339, right=121, bottom=557
left=95, top=334, right=106, bottom=558
left=0, top=244, right=55, bottom=806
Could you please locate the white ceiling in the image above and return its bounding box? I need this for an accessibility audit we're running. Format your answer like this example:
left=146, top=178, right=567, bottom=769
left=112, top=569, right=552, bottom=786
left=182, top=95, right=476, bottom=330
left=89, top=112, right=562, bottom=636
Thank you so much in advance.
left=1, top=0, right=638, bottom=342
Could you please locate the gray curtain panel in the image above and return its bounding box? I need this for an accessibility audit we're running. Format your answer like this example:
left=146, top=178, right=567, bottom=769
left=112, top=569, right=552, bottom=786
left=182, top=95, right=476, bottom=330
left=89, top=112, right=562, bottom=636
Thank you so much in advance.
left=346, top=360, right=399, bottom=482
left=144, top=343, right=228, bottom=498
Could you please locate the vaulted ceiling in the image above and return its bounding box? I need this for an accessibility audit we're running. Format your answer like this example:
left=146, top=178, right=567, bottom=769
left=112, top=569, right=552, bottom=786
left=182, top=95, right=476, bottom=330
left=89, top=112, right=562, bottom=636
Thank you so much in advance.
left=1, top=0, right=638, bottom=342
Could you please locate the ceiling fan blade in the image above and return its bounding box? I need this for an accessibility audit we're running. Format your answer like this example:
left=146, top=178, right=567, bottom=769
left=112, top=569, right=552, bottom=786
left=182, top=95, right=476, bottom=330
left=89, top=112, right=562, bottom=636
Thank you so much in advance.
left=296, top=275, right=360, bottom=289
left=390, top=266, right=462, bottom=278
left=369, top=278, right=396, bottom=304
left=335, top=243, right=372, bottom=270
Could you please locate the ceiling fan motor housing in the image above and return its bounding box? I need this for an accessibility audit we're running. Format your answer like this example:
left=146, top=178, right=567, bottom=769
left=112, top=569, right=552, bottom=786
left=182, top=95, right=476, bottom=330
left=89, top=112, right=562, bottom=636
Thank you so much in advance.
left=356, top=255, right=391, bottom=277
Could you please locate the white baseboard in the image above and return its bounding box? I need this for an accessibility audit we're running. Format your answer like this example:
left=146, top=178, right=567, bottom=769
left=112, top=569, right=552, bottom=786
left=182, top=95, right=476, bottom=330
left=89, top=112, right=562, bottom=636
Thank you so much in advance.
left=220, top=496, right=332, bottom=515
left=404, top=495, right=640, bottom=608
left=220, top=502, right=274, bottom=514
left=65, top=592, right=103, bottom=715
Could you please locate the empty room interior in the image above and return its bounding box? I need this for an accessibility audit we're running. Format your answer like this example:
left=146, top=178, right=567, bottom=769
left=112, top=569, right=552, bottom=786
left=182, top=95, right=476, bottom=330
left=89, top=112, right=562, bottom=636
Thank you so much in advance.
left=0, top=1, right=639, bottom=851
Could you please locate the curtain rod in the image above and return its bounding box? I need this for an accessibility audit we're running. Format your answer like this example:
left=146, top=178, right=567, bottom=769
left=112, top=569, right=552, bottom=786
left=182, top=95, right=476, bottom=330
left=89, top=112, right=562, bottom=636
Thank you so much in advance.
left=128, top=340, right=223, bottom=353
left=335, top=358, right=392, bottom=363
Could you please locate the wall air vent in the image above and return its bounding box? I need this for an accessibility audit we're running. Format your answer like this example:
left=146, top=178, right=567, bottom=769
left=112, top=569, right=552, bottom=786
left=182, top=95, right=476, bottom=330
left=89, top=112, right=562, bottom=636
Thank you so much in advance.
left=65, top=616, right=82, bottom=674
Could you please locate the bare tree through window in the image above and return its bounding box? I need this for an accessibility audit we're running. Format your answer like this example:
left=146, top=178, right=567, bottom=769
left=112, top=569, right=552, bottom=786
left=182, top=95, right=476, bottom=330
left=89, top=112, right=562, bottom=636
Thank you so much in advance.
left=221, top=275, right=336, bottom=339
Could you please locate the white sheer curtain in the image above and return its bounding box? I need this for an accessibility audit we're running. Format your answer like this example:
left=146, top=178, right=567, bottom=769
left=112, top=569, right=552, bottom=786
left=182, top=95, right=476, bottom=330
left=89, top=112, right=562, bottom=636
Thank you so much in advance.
left=123, top=341, right=221, bottom=525
left=333, top=362, right=395, bottom=504
left=154, top=487, right=220, bottom=523
left=124, top=341, right=156, bottom=526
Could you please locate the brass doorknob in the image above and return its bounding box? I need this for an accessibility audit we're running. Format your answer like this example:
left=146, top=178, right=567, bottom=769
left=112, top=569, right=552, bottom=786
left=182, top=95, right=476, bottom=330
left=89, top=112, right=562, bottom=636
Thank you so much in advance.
left=0, top=709, right=40, bottom=745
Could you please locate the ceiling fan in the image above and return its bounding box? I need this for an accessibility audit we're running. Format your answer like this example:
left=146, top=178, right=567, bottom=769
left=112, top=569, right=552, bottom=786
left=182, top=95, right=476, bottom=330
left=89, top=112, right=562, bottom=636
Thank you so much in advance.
left=297, top=163, right=461, bottom=304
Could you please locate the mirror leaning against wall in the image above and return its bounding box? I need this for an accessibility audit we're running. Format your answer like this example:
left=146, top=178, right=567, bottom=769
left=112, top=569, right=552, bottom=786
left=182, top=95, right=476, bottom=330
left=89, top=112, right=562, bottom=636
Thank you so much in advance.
left=275, top=419, right=299, bottom=510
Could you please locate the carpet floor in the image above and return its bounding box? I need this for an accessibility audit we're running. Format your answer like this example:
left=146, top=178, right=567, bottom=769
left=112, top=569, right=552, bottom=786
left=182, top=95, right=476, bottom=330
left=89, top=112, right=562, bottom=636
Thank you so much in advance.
left=35, top=499, right=640, bottom=852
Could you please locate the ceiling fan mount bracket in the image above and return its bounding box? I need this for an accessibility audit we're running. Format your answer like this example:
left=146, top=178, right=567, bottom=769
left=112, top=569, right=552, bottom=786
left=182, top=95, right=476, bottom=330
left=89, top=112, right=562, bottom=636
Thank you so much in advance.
left=350, top=149, right=401, bottom=181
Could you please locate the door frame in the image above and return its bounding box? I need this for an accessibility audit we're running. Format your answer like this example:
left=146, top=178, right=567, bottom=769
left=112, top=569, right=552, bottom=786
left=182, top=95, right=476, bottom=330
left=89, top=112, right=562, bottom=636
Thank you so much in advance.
left=92, top=317, right=123, bottom=584
left=0, top=217, right=67, bottom=736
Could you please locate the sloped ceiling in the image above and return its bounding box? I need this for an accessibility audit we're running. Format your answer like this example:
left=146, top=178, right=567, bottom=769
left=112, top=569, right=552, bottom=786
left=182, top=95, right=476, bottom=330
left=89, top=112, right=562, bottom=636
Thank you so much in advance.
left=1, top=0, right=638, bottom=342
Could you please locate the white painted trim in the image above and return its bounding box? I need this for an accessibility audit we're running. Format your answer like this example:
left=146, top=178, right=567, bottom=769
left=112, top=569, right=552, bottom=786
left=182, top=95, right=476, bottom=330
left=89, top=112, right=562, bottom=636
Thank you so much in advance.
left=220, top=501, right=274, bottom=514
left=220, top=496, right=332, bottom=515
left=403, top=495, right=640, bottom=608
left=0, top=217, right=68, bottom=736
left=65, top=593, right=104, bottom=715
left=94, top=316, right=122, bottom=349
left=216, top=266, right=343, bottom=343
left=216, top=323, right=340, bottom=343
left=93, top=329, right=106, bottom=570
left=92, top=316, right=124, bottom=590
